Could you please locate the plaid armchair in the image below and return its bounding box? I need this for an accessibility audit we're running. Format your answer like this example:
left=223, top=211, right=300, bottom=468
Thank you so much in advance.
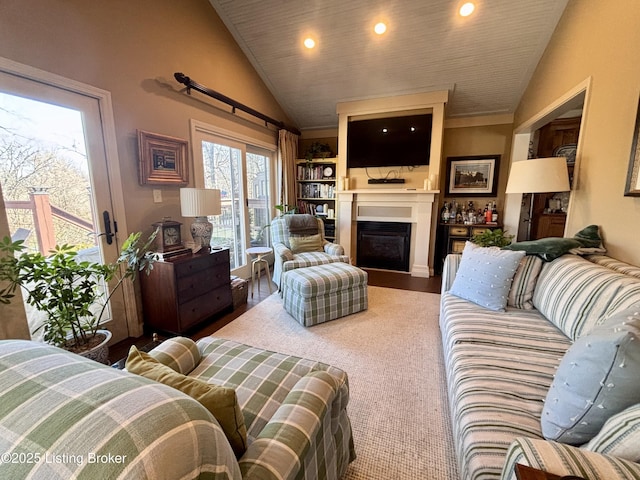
left=270, top=214, right=349, bottom=288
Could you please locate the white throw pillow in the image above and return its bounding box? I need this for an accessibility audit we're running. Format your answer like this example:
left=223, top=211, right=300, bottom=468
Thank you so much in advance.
left=449, top=241, right=525, bottom=312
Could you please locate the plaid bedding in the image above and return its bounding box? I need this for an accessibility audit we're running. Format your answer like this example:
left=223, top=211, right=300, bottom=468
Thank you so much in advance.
left=191, top=337, right=355, bottom=480
left=440, top=253, right=640, bottom=480
left=0, top=340, right=240, bottom=480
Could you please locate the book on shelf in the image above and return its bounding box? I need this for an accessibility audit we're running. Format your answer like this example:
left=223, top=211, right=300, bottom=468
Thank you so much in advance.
left=297, top=182, right=335, bottom=199
left=297, top=164, right=335, bottom=180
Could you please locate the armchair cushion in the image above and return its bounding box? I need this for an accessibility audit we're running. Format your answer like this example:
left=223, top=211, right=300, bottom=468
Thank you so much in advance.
left=289, top=233, right=323, bottom=253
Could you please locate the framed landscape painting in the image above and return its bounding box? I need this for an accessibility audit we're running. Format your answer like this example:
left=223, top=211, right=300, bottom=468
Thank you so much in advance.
left=445, top=155, right=500, bottom=196
left=138, top=130, right=189, bottom=186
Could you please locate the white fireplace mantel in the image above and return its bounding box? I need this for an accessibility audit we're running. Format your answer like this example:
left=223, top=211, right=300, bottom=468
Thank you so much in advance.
left=337, top=189, right=437, bottom=278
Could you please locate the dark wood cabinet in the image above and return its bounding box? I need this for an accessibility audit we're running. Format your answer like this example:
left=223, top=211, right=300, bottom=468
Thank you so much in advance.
left=531, top=116, right=580, bottom=239
left=434, top=223, right=502, bottom=274
left=140, top=249, right=232, bottom=335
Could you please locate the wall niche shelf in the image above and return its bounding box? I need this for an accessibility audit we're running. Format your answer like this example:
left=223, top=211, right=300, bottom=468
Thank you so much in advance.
left=296, top=157, right=337, bottom=240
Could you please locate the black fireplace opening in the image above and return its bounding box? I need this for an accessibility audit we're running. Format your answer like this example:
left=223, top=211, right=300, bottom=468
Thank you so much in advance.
left=356, top=221, right=411, bottom=272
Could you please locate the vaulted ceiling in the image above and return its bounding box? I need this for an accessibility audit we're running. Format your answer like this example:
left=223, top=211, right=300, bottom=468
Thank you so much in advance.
left=209, top=1, right=569, bottom=131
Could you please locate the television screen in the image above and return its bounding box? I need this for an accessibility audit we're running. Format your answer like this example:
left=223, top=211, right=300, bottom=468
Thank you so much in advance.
left=347, top=114, right=432, bottom=168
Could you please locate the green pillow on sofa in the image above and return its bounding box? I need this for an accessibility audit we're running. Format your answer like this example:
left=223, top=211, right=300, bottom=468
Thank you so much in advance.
left=503, top=225, right=604, bottom=261
left=126, top=346, right=247, bottom=457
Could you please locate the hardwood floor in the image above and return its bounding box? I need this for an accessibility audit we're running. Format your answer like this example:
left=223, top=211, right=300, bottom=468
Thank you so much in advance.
left=108, top=270, right=441, bottom=364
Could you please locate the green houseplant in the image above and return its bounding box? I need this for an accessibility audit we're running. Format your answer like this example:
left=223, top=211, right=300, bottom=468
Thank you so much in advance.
left=471, top=228, right=514, bottom=248
left=0, top=230, right=158, bottom=360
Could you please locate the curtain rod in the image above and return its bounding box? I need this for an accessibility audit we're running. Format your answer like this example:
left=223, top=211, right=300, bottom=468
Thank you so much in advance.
left=174, top=72, right=300, bottom=136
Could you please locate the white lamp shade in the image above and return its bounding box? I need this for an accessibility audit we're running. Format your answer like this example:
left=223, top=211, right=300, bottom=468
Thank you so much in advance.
left=180, top=188, right=221, bottom=217
left=505, top=157, right=571, bottom=194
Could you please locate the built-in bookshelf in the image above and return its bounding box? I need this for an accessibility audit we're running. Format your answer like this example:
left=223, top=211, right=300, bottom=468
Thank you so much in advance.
left=296, top=157, right=337, bottom=240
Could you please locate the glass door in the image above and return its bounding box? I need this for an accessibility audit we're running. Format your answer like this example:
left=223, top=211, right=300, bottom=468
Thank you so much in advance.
left=201, top=138, right=246, bottom=270
left=191, top=122, right=274, bottom=279
left=0, top=69, right=129, bottom=343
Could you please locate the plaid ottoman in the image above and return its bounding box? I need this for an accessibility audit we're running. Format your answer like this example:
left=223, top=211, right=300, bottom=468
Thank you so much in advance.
left=282, top=262, right=368, bottom=326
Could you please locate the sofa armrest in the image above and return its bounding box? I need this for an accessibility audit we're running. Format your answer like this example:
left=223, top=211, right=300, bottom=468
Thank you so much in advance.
left=323, top=241, right=344, bottom=256
left=273, top=242, right=294, bottom=261
left=238, top=371, right=344, bottom=480
left=148, top=336, right=201, bottom=375
left=501, top=437, right=640, bottom=480
left=441, top=253, right=462, bottom=294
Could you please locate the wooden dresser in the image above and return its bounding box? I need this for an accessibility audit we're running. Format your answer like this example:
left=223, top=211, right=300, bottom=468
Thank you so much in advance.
left=140, top=249, right=232, bottom=335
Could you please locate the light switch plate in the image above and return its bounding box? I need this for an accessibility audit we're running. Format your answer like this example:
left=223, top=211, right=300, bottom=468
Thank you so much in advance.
left=153, top=189, right=162, bottom=203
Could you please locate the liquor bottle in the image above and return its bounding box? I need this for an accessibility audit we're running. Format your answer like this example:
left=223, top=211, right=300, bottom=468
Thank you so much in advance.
left=443, top=203, right=450, bottom=223
left=484, top=204, right=492, bottom=223
left=491, top=202, right=498, bottom=223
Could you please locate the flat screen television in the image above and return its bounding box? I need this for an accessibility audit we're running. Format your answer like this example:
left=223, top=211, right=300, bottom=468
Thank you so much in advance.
left=347, top=114, right=432, bottom=168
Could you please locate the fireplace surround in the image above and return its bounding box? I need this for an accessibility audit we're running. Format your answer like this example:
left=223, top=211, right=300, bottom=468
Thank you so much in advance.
left=337, top=190, right=436, bottom=277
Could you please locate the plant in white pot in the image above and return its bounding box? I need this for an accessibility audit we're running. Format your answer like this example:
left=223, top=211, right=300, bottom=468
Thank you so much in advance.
left=0, top=230, right=158, bottom=363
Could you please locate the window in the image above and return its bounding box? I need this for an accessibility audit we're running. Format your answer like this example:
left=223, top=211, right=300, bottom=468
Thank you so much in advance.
left=191, top=121, right=275, bottom=276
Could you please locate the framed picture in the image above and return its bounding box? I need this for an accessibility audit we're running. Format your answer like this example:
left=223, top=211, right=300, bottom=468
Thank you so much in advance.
left=138, top=130, right=188, bottom=186
left=445, top=155, right=500, bottom=196
left=624, top=99, right=640, bottom=196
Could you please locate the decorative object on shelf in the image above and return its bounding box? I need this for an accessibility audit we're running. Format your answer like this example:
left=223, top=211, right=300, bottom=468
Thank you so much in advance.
left=138, top=130, right=188, bottom=186
left=152, top=218, right=184, bottom=253
left=180, top=188, right=222, bottom=250
left=304, top=141, right=332, bottom=160
left=323, top=166, right=334, bottom=178
left=624, top=98, right=640, bottom=196
left=446, top=155, right=500, bottom=196
left=505, top=157, right=571, bottom=240
left=553, top=143, right=577, bottom=165
left=0, top=231, right=158, bottom=363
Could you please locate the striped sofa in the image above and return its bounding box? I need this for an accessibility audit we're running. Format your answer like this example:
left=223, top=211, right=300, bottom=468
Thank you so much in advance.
left=440, top=253, right=640, bottom=480
left=0, top=336, right=355, bottom=480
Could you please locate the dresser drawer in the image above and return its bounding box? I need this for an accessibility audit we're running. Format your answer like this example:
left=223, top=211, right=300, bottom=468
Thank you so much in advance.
left=178, top=284, right=232, bottom=330
left=174, top=250, right=229, bottom=279
left=176, top=265, right=230, bottom=303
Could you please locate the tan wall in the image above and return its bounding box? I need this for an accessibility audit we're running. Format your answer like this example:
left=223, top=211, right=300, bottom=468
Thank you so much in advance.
left=0, top=0, right=291, bottom=338
left=515, top=0, right=640, bottom=265
left=0, top=0, right=291, bottom=237
left=441, top=123, right=514, bottom=219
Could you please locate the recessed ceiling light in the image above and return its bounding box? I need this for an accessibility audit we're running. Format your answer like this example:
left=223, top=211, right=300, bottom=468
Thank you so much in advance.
left=374, top=22, right=387, bottom=35
left=459, top=2, right=475, bottom=17
left=303, top=37, right=316, bottom=49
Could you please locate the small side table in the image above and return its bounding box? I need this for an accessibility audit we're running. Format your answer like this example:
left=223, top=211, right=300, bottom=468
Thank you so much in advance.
left=246, top=246, right=273, bottom=298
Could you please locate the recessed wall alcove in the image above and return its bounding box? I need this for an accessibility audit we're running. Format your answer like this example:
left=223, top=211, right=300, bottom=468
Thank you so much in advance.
left=335, top=91, right=448, bottom=276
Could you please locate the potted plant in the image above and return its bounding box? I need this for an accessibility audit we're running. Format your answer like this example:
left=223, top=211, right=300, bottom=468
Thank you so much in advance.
left=0, top=230, right=158, bottom=363
left=471, top=228, right=514, bottom=248
left=304, top=142, right=332, bottom=161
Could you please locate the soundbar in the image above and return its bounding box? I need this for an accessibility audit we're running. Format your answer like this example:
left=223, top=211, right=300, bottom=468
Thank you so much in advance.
left=368, top=178, right=405, bottom=184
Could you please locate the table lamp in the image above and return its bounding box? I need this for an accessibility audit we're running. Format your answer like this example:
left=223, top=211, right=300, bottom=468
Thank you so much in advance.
left=180, top=187, right=221, bottom=250
left=505, top=156, right=571, bottom=240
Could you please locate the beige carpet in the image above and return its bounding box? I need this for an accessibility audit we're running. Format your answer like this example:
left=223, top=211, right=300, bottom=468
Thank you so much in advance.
left=215, top=286, right=458, bottom=479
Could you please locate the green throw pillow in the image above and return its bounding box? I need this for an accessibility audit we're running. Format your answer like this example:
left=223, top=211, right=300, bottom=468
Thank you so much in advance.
left=126, top=346, right=247, bottom=457
left=503, top=237, right=582, bottom=261
left=573, top=224, right=603, bottom=248
left=289, top=233, right=323, bottom=253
